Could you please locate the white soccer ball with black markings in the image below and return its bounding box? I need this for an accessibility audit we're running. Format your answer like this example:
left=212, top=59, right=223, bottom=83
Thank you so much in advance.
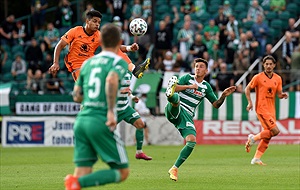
left=129, top=18, right=147, bottom=36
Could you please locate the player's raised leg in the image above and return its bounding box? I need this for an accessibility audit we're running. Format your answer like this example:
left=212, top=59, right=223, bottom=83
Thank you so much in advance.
left=132, top=58, right=151, bottom=79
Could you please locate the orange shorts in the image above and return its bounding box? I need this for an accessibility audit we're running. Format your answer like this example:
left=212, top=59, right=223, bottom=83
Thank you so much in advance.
left=257, top=113, right=276, bottom=130
left=71, top=69, right=80, bottom=82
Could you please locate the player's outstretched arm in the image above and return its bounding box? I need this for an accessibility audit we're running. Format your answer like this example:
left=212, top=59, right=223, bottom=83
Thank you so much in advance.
left=120, top=43, right=139, bottom=53
left=213, top=86, right=236, bottom=109
left=175, top=83, right=198, bottom=92
left=49, top=39, right=68, bottom=74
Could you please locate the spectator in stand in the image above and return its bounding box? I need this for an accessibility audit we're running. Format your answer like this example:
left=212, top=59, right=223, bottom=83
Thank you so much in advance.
left=237, top=33, right=251, bottom=56
left=0, top=14, right=18, bottom=46
left=180, top=0, right=195, bottom=15
left=226, top=14, right=240, bottom=39
left=216, top=62, right=234, bottom=92
left=42, top=53, right=55, bottom=76
left=263, top=44, right=278, bottom=62
left=184, top=14, right=203, bottom=35
left=107, top=0, right=127, bottom=22
left=270, top=0, right=286, bottom=13
left=31, top=0, right=48, bottom=32
left=15, top=21, right=27, bottom=46
left=189, top=33, right=207, bottom=59
left=155, top=20, right=172, bottom=63
left=225, top=31, right=238, bottom=70
left=82, top=2, right=94, bottom=22
left=246, top=30, right=259, bottom=62
left=11, top=54, right=26, bottom=78
left=163, top=51, right=176, bottom=71
left=25, top=38, right=44, bottom=90
left=202, top=32, right=216, bottom=58
left=251, top=14, right=269, bottom=56
left=177, top=20, right=194, bottom=62
left=163, top=7, right=179, bottom=43
left=113, top=16, right=130, bottom=45
left=43, top=22, right=60, bottom=51
left=175, top=52, right=190, bottom=72
left=46, top=71, right=65, bottom=94
left=0, top=46, right=8, bottom=74
left=142, top=0, right=152, bottom=20
left=286, top=18, right=300, bottom=47
left=223, top=1, right=233, bottom=18
left=234, top=37, right=251, bottom=81
left=215, top=6, right=228, bottom=49
left=244, top=0, right=264, bottom=23
left=281, top=31, right=295, bottom=71
left=130, top=0, right=142, bottom=21
left=290, top=46, right=300, bottom=91
left=55, top=0, right=73, bottom=35
left=203, top=19, right=220, bottom=41
left=203, top=51, right=217, bottom=91
left=194, top=0, right=206, bottom=17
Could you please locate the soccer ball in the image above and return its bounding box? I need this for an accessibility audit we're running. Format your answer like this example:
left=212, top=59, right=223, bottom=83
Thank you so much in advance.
left=129, top=18, right=147, bottom=36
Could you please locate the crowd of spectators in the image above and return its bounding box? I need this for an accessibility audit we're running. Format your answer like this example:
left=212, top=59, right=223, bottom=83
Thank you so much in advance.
left=0, top=0, right=299, bottom=96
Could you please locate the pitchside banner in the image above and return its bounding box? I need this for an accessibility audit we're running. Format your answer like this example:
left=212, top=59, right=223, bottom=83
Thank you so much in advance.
left=195, top=119, right=300, bottom=144
left=15, top=102, right=81, bottom=115
left=2, top=116, right=299, bottom=146
left=2, top=116, right=75, bottom=147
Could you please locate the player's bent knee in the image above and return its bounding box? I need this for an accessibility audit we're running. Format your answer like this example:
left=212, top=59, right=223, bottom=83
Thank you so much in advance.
left=119, top=168, right=130, bottom=181
left=133, top=119, right=145, bottom=129
left=271, top=127, right=280, bottom=136
left=185, top=134, right=196, bottom=142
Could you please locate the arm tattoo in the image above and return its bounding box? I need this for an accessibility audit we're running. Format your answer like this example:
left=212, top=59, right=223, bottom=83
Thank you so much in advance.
left=72, top=88, right=83, bottom=103
left=106, top=72, right=119, bottom=111
left=214, top=96, right=226, bottom=108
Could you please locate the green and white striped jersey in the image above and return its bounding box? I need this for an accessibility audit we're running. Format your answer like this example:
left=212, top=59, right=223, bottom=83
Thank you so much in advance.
left=178, top=74, right=218, bottom=117
left=116, top=70, right=132, bottom=111
left=76, top=51, right=128, bottom=115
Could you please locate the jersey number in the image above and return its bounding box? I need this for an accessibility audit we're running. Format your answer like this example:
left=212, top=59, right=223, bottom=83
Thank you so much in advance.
left=88, top=68, right=102, bottom=98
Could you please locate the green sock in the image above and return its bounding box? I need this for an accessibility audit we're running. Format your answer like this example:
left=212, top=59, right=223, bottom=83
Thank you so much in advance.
left=136, top=128, right=144, bottom=151
left=168, top=93, right=179, bottom=104
left=78, top=169, right=120, bottom=187
left=174, top=141, right=196, bottom=168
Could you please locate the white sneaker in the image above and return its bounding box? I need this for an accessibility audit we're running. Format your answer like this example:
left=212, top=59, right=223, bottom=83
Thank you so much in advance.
left=166, top=76, right=178, bottom=98
left=245, top=134, right=255, bottom=153
left=251, top=158, right=266, bottom=165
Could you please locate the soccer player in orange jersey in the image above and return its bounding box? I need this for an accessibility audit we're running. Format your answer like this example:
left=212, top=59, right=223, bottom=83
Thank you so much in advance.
left=49, top=10, right=150, bottom=81
left=244, top=55, right=288, bottom=165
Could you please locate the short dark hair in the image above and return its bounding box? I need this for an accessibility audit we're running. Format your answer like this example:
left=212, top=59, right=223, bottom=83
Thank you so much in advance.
left=86, top=10, right=102, bottom=19
left=100, top=24, right=121, bottom=48
left=194, top=58, right=208, bottom=68
left=262, top=55, right=276, bottom=64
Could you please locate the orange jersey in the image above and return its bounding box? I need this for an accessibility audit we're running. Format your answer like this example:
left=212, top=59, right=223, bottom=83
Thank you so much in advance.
left=249, top=72, right=282, bottom=116
left=117, top=49, right=132, bottom=64
left=62, top=26, right=101, bottom=72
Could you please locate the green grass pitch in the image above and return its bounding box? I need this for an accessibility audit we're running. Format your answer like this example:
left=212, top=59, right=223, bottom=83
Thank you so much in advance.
left=1, top=145, right=299, bottom=190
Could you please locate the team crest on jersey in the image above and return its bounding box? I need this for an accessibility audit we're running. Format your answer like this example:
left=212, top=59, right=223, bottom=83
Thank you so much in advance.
left=80, top=43, right=90, bottom=52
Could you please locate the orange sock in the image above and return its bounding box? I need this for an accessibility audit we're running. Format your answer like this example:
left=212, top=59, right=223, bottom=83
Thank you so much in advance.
left=254, top=150, right=264, bottom=159
left=254, top=139, right=270, bottom=159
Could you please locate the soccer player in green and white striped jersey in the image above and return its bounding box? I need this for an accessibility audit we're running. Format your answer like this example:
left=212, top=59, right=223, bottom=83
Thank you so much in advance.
left=165, top=58, right=236, bottom=181
left=116, top=70, right=152, bottom=160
